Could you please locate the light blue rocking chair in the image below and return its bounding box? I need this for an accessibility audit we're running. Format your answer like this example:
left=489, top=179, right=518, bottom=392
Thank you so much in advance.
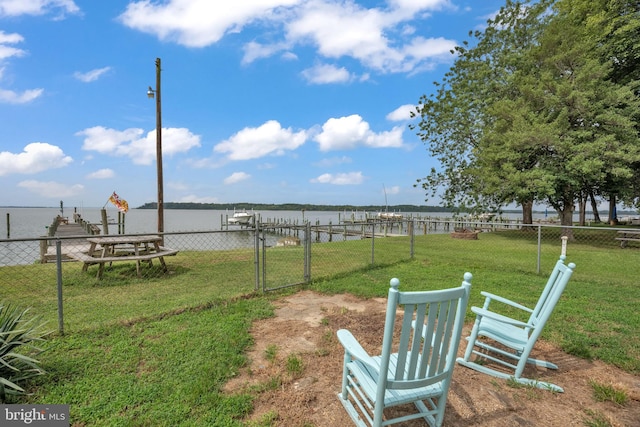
left=456, top=256, right=576, bottom=392
left=337, top=274, right=472, bottom=427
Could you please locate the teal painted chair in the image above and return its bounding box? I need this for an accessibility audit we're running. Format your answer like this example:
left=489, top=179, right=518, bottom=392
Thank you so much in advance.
left=337, top=274, right=472, bottom=427
left=456, top=256, right=576, bottom=392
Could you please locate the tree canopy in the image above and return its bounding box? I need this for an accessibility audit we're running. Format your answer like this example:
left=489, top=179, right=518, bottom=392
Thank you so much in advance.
left=413, top=0, right=640, bottom=225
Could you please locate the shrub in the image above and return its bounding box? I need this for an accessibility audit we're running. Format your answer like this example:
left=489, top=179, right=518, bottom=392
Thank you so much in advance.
left=0, top=303, right=49, bottom=402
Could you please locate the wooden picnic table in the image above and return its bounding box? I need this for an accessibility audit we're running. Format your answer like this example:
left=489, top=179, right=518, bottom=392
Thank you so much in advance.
left=614, top=230, right=640, bottom=248
left=69, top=235, right=178, bottom=279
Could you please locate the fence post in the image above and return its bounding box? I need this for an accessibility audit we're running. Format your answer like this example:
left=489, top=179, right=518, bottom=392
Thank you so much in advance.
left=537, top=225, right=542, bottom=274
left=254, top=225, right=260, bottom=292
left=371, top=223, right=375, bottom=265
left=261, top=228, right=267, bottom=292
left=55, top=239, right=64, bottom=335
left=561, top=235, right=568, bottom=256
left=409, top=219, right=415, bottom=258
left=305, top=222, right=311, bottom=282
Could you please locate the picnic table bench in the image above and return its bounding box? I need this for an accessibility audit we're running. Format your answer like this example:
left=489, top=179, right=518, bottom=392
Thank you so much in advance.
left=614, top=230, right=640, bottom=248
left=69, top=235, right=178, bottom=279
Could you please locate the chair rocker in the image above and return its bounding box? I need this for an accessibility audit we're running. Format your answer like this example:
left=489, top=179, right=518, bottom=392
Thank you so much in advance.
left=456, top=256, right=576, bottom=392
left=337, top=274, right=472, bottom=427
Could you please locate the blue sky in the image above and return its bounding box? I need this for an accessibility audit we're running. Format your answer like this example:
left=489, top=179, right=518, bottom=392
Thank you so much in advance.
left=0, top=0, right=504, bottom=208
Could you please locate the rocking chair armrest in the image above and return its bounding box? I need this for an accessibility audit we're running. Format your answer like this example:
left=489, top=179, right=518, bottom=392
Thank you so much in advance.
left=337, top=329, right=377, bottom=368
left=471, top=307, right=533, bottom=329
left=480, top=291, right=533, bottom=313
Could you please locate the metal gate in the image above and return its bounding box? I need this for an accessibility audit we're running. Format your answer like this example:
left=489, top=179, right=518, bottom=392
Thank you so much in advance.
left=257, top=222, right=311, bottom=292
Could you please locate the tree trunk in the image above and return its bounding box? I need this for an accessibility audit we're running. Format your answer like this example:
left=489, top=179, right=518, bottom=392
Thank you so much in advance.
left=589, top=191, right=601, bottom=223
left=608, top=195, right=618, bottom=225
left=521, top=200, right=533, bottom=224
left=560, top=201, right=574, bottom=240
left=578, top=195, right=586, bottom=226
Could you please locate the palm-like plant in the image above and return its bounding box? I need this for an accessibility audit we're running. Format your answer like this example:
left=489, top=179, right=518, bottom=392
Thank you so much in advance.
left=0, top=302, right=49, bottom=402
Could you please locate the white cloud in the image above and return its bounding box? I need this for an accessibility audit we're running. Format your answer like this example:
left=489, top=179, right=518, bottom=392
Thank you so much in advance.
left=314, top=114, right=404, bottom=151
left=78, top=126, right=143, bottom=153
left=301, top=63, right=352, bottom=84
left=0, top=31, right=45, bottom=104
left=224, top=172, right=251, bottom=184
left=118, top=0, right=457, bottom=76
left=311, top=171, right=364, bottom=185
left=387, top=0, right=451, bottom=15
left=0, top=87, right=43, bottom=104
left=0, top=142, right=72, bottom=176
left=284, top=0, right=455, bottom=73
left=77, top=126, right=201, bottom=165
left=242, top=41, right=293, bottom=65
left=73, top=66, right=112, bottom=82
left=214, top=120, right=307, bottom=161
left=281, top=51, right=298, bottom=61
left=286, top=2, right=396, bottom=69
left=86, top=168, right=114, bottom=179
left=313, top=156, right=352, bottom=167
left=386, top=104, right=416, bottom=121
left=0, top=0, right=80, bottom=17
left=0, top=31, right=26, bottom=60
left=178, top=194, right=219, bottom=203
left=118, top=0, right=299, bottom=48
left=401, top=36, right=455, bottom=73
left=18, top=180, right=84, bottom=198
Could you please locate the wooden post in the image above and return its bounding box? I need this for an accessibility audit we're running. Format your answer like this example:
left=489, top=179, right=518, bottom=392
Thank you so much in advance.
left=6, top=213, right=9, bottom=239
left=101, top=209, right=109, bottom=235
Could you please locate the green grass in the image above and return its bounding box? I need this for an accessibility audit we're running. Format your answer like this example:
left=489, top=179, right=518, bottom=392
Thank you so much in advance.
left=589, top=380, right=628, bottom=406
left=285, top=354, right=304, bottom=378
left=583, top=409, right=612, bottom=427
left=310, top=233, right=640, bottom=372
left=0, top=230, right=638, bottom=424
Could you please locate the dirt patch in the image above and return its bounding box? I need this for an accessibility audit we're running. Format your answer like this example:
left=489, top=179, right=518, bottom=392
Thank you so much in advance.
left=224, top=291, right=640, bottom=426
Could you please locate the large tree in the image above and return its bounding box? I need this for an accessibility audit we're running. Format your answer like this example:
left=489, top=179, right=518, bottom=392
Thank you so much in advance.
left=583, top=0, right=640, bottom=214
left=413, top=0, right=553, bottom=221
left=479, top=0, right=640, bottom=229
left=414, top=0, right=640, bottom=225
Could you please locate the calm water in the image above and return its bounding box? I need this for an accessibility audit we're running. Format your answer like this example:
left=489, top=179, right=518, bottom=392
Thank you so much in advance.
left=0, top=207, right=602, bottom=266
left=0, top=207, right=394, bottom=239
left=0, top=206, right=595, bottom=240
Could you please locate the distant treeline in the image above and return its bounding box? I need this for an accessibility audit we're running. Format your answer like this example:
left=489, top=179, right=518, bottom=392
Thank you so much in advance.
left=136, top=202, right=456, bottom=213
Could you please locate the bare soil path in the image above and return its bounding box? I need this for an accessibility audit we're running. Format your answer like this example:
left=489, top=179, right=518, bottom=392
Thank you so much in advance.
left=224, top=291, right=640, bottom=426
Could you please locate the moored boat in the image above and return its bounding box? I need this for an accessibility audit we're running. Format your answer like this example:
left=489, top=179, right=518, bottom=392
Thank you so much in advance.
left=227, top=210, right=254, bottom=225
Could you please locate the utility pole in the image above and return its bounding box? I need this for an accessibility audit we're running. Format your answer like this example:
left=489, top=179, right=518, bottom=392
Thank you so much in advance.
left=148, top=58, right=164, bottom=242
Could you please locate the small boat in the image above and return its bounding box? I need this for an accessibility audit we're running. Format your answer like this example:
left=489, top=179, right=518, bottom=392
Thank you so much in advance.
left=474, top=212, right=496, bottom=221
left=377, top=184, right=402, bottom=221
left=227, top=210, right=254, bottom=225
left=377, top=212, right=403, bottom=220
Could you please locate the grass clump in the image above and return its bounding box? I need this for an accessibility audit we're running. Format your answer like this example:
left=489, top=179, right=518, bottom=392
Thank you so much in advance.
left=582, top=409, right=612, bottom=427
left=264, top=344, right=278, bottom=363
left=286, top=354, right=304, bottom=378
left=589, top=380, right=628, bottom=406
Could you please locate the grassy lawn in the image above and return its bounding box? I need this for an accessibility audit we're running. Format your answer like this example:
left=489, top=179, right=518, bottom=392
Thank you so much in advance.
left=0, top=230, right=637, bottom=425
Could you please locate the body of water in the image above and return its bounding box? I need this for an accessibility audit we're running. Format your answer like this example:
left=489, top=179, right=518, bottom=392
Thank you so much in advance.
left=0, top=206, right=609, bottom=240
left=0, top=207, right=388, bottom=239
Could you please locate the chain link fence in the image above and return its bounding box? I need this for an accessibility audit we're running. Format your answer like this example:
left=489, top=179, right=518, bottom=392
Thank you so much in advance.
left=0, top=218, right=636, bottom=333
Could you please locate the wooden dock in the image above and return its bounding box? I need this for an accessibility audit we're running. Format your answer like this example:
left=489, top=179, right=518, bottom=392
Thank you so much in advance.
left=259, top=221, right=406, bottom=241
left=41, top=216, right=99, bottom=263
